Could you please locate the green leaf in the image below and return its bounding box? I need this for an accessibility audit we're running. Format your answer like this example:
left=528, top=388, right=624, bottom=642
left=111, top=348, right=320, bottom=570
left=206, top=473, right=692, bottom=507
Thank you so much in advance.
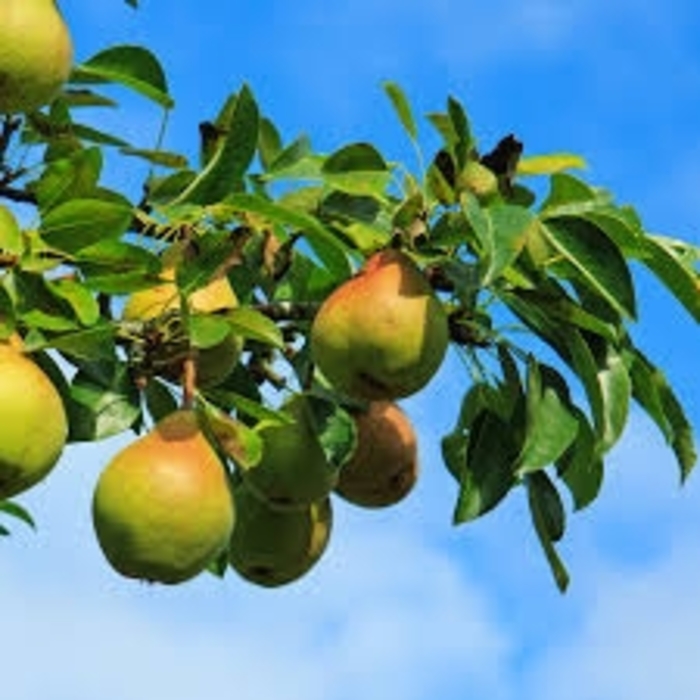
left=478, top=203, right=535, bottom=285
left=304, top=394, right=357, bottom=471
left=223, top=306, right=285, bottom=349
left=540, top=216, right=637, bottom=319
left=321, top=143, right=391, bottom=198
left=515, top=286, right=620, bottom=343
left=120, top=148, right=189, bottom=169
left=540, top=173, right=598, bottom=212
left=323, top=142, right=388, bottom=173
left=447, top=95, right=472, bottom=166
left=43, top=325, right=115, bottom=362
left=517, top=153, right=587, bottom=176
left=203, top=405, right=263, bottom=469
left=516, top=360, right=580, bottom=475
left=557, top=408, right=603, bottom=510
left=453, top=410, right=518, bottom=523
left=382, top=81, right=418, bottom=141
left=258, top=117, right=283, bottom=171
left=206, top=389, right=292, bottom=426
left=41, top=199, right=133, bottom=254
left=33, top=148, right=103, bottom=212
left=527, top=473, right=570, bottom=592
left=0, top=501, right=36, bottom=530
left=143, top=379, right=178, bottom=424
left=564, top=332, right=630, bottom=452
left=267, top=135, right=314, bottom=173
left=528, top=472, right=566, bottom=541
left=0, top=206, right=23, bottom=255
left=68, top=363, right=141, bottom=442
left=71, top=45, right=173, bottom=108
left=171, top=86, right=259, bottom=206
left=626, top=346, right=697, bottom=481
left=77, top=240, right=161, bottom=294
left=188, top=314, right=232, bottom=349
left=70, top=123, right=130, bottom=147
left=7, top=271, right=78, bottom=332
left=49, top=278, right=100, bottom=326
left=637, top=234, right=700, bottom=323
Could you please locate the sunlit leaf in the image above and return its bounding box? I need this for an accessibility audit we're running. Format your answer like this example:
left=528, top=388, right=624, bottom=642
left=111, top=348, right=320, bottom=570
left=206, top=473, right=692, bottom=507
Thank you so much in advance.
left=557, top=408, right=603, bottom=510
left=382, top=81, right=418, bottom=141
left=71, top=45, right=173, bottom=108
left=516, top=360, right=580, bottom=475
left=626, top=345, right=697, bottom=481
left=477, top=203, right=535, bottom=285
left=540, top=216, right=636, bottom=319
left=171, top=86, right=259, bottom=206
left=41, top=199, right=133, bottom=254
left=637, top=234, right=700, bottom=323
left=517, top=153, right=587, bottom=176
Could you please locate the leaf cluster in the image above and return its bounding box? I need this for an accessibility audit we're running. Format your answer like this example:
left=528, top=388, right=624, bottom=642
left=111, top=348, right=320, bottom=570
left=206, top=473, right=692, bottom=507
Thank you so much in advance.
left=0, top=45, right=697, bottom=590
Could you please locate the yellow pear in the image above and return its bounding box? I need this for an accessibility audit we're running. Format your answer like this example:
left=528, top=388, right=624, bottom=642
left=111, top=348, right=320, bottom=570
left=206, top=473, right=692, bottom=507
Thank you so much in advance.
left=335, top=401, right=418, bottom=508
left=0, top=335, right=68, bottom=499
left=122, top=247, right=242, bottom=387
left=311, top=248, right=449, bottom=400
left=0, top=0, right=73, bottom=114
left=229, top=480, right=332, bottom=587
left=240, top=394, right=338, bottom=511
left=92, top=410, right=235, bottom=584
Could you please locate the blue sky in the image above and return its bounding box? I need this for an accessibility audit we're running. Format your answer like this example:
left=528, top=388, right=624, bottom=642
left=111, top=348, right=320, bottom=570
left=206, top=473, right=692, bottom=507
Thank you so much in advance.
left=2, top=1, right=700, bottom=699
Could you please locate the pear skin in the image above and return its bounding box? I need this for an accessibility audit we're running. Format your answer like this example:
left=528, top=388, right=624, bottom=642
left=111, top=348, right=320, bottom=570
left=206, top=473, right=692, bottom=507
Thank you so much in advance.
left=310, top=249, right=449, bottom=400
left=335, top=401, right=418, bottom=508
left=229, top=481, right=332, bottom=587
left=0, top=337, right=68, bottom=499
left=92, top=410, right=235, bottom=584
left=0, top=0, right=73, bottom=114
left=241, top=394, right=338, bottom=511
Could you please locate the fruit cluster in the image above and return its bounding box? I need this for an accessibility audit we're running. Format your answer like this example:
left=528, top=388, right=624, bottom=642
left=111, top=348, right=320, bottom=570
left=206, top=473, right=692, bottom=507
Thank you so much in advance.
left=0, top=248, right=448, bottom=587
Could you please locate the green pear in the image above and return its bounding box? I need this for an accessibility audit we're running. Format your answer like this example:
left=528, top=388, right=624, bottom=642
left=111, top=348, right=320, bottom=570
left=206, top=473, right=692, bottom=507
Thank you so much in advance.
left=335, top=401, right=418, bottom=508
left=122, top=245, right=242, bottom=388
left=0, top=0, right=73, bottom=114
left=458, top=161, right=500, bottom=201
left=229, top=480, right=332, bottom=587
left=240, top=394, right=338, bottom=511
left=0, top=336, right=68, bottom=499
left=310, top=249, right=449, bottom=400
left=92, top=410, right=235, bottom=584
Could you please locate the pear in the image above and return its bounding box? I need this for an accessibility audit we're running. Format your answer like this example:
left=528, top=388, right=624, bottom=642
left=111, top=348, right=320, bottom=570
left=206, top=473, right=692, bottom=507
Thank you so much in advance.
left=229, top=480, right=332, bottom=587
left=458, top=161, right=500, bottom=201
left=122, top=246, right=242, bottom=388
left=311, top=249, right=449, bottom=400
left=335, top=401, right=418, bottom=508
left=92, top=410, right=235, bottom=584
left=0, top=335, right=68, bottom=499
left=240, top=394, right=338, bottom=511
left=0, top=0, right=73, bottom=114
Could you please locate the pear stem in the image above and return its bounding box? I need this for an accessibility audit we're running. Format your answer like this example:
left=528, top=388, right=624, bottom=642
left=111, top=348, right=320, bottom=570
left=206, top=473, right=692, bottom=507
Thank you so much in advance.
left=181, top=355, right=197, bottom=409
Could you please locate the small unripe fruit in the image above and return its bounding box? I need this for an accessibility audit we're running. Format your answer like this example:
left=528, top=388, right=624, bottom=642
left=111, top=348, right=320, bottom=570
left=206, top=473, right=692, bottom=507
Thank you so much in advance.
left=229, top=481, right=332, bottom=588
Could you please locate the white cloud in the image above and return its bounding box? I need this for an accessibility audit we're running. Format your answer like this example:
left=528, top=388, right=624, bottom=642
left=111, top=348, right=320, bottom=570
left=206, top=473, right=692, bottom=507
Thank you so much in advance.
left=0, top=424, right=513, bottom=700
left=526, top=535, right=700, bottom=700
